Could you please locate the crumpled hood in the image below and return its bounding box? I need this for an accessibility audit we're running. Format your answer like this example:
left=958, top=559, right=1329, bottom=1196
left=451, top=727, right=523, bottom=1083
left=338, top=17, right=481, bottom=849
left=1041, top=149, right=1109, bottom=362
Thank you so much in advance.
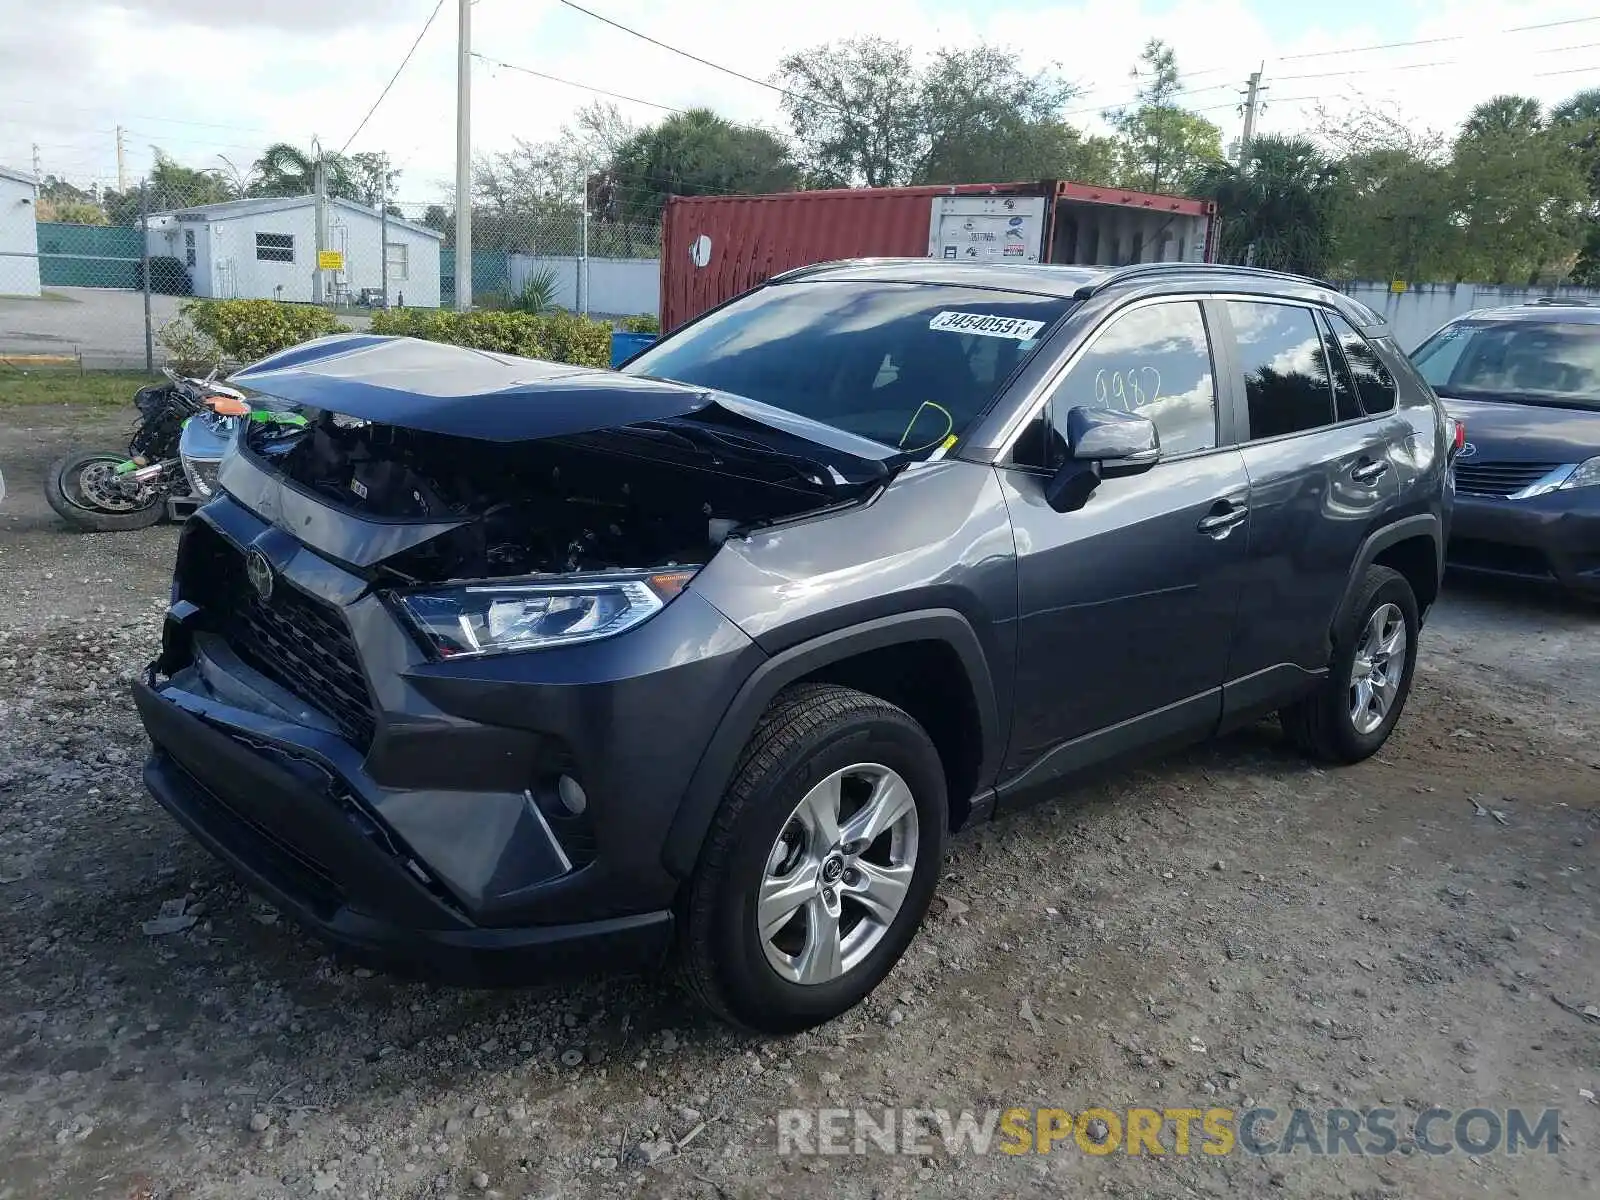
left=229, top=334, right=903, bottom=482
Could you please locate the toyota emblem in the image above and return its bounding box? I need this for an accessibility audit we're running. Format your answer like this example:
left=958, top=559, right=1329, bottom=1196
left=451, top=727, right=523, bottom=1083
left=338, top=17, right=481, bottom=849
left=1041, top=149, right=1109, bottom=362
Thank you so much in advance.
left=245, top=549, right=274, bottom=602
left=1457, top=442, right=1477, bottom=459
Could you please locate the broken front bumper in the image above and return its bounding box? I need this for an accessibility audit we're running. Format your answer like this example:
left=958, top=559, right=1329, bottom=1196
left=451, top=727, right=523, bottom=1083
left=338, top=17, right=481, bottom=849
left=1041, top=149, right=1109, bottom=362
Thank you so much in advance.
left=136, top=672, right=672, bottom=983
left=132, top=496, right=767, bottom=984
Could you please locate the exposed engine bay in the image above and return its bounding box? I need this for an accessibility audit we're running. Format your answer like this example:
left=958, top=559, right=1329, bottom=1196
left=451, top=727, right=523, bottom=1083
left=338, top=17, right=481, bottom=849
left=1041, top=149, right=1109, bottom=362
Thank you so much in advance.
left=246, top=410, right=863, bottom=583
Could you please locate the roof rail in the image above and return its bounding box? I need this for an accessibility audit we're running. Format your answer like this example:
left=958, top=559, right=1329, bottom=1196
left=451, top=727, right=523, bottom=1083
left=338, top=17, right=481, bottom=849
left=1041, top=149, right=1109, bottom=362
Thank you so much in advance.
left=1074, top=261, right=1331, bottom=299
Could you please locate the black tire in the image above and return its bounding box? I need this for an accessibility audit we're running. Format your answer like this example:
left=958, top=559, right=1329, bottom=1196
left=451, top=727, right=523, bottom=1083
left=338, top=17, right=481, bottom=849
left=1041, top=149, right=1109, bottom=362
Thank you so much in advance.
left=1281, top=564, right=1420, bottom=763
left=44, top=452, right=166, bottom=532
left=678, top=683, right=948, bottom=1033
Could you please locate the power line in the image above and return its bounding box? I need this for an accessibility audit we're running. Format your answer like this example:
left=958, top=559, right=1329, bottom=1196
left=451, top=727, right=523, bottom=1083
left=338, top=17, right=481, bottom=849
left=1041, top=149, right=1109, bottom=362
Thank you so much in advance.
left=554, top=0, right=842, bottom=113
left=1533, top=63, right=1600, bottom=78
left=473, top=52, right=685, bottom=113
left=1281, top=34, right=1460, bottom=62
left=341, top=0, right=447, bottom=154
left=1276, top=59, right=1457, bottom=83
left=1280, top=14, right=1600, bottom=63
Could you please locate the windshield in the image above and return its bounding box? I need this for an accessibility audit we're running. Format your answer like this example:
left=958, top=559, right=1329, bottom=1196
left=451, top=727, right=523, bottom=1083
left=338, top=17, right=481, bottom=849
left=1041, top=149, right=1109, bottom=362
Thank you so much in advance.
left=622, top=281, right=1073, bottom=456
left=1412, top=318, right=1600, bottom=410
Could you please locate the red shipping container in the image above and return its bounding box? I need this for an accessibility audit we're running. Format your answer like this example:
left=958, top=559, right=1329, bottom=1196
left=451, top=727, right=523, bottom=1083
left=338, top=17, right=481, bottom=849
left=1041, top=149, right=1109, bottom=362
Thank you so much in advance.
left=661, top=180, right=1216, bottom=331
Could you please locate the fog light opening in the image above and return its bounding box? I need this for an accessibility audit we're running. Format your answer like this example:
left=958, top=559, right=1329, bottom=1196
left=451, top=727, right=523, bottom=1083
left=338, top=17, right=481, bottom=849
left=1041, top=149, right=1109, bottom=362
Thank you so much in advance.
left=557, top=774, right=588, bottom=816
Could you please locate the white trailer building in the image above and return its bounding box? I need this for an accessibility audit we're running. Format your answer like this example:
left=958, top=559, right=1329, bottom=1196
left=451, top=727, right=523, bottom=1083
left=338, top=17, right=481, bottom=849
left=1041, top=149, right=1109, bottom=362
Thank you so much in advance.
left=0, top=165, right=42, bottom=297
left=147, top=195, right=443, bottom=307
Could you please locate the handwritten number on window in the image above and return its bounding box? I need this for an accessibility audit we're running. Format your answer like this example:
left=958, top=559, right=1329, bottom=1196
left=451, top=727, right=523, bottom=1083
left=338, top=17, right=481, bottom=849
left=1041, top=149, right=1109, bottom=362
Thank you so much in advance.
left=1092, top=366, right=1163, bottom=412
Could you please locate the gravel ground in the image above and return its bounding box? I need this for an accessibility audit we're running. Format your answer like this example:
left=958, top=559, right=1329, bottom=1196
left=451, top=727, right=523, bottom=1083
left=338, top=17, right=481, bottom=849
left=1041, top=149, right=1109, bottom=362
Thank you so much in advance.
left=2, top=409, right=1597, bottom=1200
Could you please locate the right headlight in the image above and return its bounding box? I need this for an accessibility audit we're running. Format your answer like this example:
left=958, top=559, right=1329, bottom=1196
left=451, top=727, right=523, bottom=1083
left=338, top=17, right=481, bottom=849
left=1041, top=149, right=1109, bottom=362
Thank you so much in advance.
left=392, top=568, right=699, bottom=659
left=1558, top=456, right=1600, bottom=491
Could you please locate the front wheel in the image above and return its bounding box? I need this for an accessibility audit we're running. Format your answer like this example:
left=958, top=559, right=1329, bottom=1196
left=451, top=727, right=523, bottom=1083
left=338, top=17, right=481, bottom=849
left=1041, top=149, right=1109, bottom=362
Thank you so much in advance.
left=44, top=452, right=166, bottom=532
left=678, top=684, right=948, bottom=1033
left=1281, top=564, right=1420, bottom=763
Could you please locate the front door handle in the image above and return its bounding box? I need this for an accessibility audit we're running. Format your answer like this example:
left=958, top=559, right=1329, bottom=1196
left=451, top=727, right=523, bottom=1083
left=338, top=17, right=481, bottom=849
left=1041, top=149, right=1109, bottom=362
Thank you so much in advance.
left=1351, top=458, right=1391, bottom=484
left=1197, top=502, right=1248, bottom=536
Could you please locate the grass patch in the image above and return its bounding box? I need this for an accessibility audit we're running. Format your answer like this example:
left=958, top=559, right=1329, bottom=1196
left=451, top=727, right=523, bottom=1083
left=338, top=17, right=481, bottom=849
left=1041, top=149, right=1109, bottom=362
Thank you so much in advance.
left=0, top=369, right=157, bottom=409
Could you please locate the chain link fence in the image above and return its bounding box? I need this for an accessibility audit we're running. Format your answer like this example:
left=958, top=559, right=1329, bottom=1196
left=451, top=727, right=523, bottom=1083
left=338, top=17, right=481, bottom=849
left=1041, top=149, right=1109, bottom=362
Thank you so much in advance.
left=0, top=176, right=661, bottom=372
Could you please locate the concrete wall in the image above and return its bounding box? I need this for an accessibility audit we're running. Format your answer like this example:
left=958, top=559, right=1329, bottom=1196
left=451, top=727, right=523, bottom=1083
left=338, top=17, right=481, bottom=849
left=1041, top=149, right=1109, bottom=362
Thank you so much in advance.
left=0, top=173, right=41, bottom=297
left=508, top=254, right=658, bottom=318
left=1341, top=281, right=1600, bottom=350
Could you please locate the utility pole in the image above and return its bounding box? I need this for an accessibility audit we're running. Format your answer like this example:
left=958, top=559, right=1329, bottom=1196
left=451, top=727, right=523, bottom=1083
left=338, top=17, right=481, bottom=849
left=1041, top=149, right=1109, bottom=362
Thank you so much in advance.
left=379, top=157, right=389, bottom=309
left=1239, top=67, right=1266, bottom=160
left=579, top=166, right=590, bottom=316
left=31, top=143, right=41, bottom=180
left=115, top=126, right=128, bottom=190
left=313, top=137, right=328, bottom=306
left=141, top=181, right=154, bottom=374
left=454, top=0, right=473, bottom=311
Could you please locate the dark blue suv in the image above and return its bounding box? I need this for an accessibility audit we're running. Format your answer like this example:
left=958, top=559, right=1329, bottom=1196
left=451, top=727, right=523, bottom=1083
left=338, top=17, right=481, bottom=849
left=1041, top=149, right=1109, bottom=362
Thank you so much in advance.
left=133, top=260, right=1453, bottom=1031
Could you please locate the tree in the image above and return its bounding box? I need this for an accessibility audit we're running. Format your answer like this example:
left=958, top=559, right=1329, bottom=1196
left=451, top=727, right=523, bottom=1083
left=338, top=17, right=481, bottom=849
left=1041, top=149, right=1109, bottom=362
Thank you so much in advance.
left=1312, top=99, right=1462, bottom=280
left=1451, top=95, right=1588, bottom=283
left=244, top=144, right=399, bottom=205
left=911, top=45, right=1080, bottom=184
left=1461, top=94, right=1544, bottom=139
left=346, top=152, right=400, bottom=207
left=776, top=37, right=925, bottom=186
left=607, top=108, right=799, bottom=223
left=1192, top=135, right=1338, bottom=276
left=1550, top=88, right=1600, bottom=284
left=776, top=37, right=1090, bottom=188
left=1106, top=40, right=1224, bottom=193
left=101, top=150, right=236, bottom=225
left=35, top=175, right=106, bottom=224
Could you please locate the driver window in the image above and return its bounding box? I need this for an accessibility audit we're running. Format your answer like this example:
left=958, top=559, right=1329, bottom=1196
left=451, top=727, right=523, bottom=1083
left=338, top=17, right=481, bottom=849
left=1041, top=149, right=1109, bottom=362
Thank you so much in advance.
left=1011, top=302, right=1218, bottom=469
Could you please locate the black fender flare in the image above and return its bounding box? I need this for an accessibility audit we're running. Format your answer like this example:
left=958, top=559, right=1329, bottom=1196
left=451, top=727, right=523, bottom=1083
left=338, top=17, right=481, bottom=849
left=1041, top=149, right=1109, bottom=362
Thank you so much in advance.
left=660, top=609, right=1002, bottom=879
left=1331, top=513, right=1443, bottom=642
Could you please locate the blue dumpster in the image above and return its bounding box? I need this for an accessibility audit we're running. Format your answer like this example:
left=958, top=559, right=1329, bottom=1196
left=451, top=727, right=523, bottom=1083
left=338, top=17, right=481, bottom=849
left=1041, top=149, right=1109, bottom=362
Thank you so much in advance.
left=610, top=331, right=657, bottom=367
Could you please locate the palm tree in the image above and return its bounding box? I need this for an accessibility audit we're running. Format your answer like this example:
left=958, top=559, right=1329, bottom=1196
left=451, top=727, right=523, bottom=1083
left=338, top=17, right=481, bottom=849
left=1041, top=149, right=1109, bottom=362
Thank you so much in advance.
left=1461, top=95, right=1543, bottom=139
left=248, top=143, right=355, bottom=199
left=1191, top=135, right=1339, bottom=277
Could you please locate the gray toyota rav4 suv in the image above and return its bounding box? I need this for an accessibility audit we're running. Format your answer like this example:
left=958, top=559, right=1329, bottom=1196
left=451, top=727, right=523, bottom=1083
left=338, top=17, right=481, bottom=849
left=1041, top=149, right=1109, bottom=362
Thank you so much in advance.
left=134, top=260, right=1453, bottom=1032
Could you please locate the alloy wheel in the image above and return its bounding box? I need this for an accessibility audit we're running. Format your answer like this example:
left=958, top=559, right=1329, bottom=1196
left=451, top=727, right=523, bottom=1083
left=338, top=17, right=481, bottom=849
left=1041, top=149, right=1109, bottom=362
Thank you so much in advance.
left=758, top=763, right=920, bottom=986
left=1349, top=602, right=1407, bottom=736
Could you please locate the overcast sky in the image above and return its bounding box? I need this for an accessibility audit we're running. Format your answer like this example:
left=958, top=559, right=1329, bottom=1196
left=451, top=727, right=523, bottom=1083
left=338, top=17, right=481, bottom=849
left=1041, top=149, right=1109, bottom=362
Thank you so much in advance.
left=2, top=0, right=1597, bottom=205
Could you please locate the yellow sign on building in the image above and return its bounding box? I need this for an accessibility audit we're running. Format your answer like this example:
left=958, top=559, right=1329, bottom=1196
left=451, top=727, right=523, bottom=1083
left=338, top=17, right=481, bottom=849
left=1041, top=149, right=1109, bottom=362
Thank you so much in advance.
left=317, top=250, right=345, bottom=271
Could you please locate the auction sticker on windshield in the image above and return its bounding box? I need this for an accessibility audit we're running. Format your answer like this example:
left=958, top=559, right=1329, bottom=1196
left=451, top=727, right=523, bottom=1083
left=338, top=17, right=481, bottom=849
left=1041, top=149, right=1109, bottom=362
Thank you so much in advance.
left=930, top=311, right=1046, bottom=340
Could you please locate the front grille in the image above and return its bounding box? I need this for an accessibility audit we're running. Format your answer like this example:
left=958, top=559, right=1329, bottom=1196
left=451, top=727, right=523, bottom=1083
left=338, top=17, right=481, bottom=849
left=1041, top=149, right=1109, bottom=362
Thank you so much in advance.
left=1452, top=460, right=1562, bottom=498
left=187, top=527, right=378, bottom=750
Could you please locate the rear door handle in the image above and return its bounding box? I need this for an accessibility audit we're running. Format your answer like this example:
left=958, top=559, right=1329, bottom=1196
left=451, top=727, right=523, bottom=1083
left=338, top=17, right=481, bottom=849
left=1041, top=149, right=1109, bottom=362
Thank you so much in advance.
left=1351, top=458, right=1390, bottom=484
left=1197, top=501, right=1249, bottom=536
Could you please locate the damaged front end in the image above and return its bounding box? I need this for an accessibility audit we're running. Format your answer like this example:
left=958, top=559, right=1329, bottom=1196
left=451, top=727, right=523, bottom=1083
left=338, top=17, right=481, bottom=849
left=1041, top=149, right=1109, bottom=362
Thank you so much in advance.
left=129, top=335, right=900, bottom=975
left=228, top=334, right=901, bottom=587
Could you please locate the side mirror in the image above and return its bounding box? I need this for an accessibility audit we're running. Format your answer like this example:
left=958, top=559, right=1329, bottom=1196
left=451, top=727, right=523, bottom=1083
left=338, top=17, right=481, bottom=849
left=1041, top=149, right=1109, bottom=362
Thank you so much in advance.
left=1043, top=406, right=1161, bottom=513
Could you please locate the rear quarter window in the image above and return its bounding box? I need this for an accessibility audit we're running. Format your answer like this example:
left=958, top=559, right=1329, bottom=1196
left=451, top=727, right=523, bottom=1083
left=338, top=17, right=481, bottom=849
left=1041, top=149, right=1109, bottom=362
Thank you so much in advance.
left=1327, top=312, right=1397, bottom=413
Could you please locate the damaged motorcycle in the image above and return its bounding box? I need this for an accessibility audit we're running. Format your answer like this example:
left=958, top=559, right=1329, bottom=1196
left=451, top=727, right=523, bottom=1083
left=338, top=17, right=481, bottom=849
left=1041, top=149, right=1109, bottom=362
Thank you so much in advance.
left=44, top=367, right=302, bottom=532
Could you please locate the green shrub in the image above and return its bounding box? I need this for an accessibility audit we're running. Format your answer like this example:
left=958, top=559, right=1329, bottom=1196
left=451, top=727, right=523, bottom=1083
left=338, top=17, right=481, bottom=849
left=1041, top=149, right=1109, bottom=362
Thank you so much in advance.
left=182, top=299, right=348, bottom=364
left=511, top=266, right=560, bottom=314
left=368, top=308, right=614, bottom=368
left=155, top=314, right=223, bottom=374
left=621, top=312, right=660, bottom=334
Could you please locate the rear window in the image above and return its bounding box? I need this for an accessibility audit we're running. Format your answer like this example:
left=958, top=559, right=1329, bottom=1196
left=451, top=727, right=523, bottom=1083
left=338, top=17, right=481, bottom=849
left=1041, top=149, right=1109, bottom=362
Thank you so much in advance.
left=623, top=281, right=1073, bottom=456
left=1412, top=319, right=1600, bottom=409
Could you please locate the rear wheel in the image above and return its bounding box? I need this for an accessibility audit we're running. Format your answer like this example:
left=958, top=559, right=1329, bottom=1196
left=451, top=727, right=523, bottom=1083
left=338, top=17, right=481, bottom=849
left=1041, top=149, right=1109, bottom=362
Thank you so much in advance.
left=44, top=451, right=166, bottom=532
left=678, top=684, right=947, bottom=1032
left=1281, top=564, right=1419, bottom=763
